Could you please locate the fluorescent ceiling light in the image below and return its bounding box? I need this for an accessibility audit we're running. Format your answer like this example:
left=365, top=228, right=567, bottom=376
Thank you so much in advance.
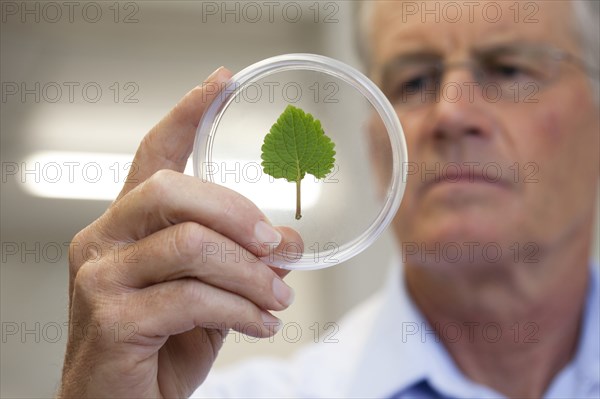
left=20, top=151, right=321, bottom=209
left=20, top=151, right=136, bottom=201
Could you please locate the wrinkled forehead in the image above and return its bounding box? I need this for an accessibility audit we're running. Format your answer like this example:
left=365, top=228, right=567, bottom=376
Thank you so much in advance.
left=369, top=0, right=579, bottom=65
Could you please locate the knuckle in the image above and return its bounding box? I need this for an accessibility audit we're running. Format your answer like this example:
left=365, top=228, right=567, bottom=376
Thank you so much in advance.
left=180, top=279, right=206, bottom=305
left=220, top=191, right=244, bottom=219
left=171, top=222, right=206, bottom=263
left=71, top=249, right=126, bottom=301
left=226, top=293, right=259, bottom=323
left=219, top=190, right=261, bottom=227
left=235, top=263, right=279, bottom=309
left=141, top=169, right=177, bottom=200
left=248, top=264, right=272, bottom=293
left=72, top=261, right=99, bottom=298
left=68, top=233, right=86, bottom=274
left=153, top=168, right=177, bottom=181
left=68, top=225, right=101, bottom=276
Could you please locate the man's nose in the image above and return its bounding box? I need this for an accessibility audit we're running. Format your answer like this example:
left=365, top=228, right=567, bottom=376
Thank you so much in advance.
left=428, top=66, right=494, bottom=143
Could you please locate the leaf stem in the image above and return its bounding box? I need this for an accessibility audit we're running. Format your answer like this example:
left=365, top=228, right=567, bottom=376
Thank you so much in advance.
left=295, top=179, right=302, bottom=220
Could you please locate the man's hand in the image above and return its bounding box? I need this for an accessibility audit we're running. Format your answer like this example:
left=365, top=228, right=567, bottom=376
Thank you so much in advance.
left=59, top=67, right=301, bottom=398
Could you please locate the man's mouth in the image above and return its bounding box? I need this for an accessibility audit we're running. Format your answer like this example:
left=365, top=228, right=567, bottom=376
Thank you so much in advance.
left=418, top=165, right=514, bottom=196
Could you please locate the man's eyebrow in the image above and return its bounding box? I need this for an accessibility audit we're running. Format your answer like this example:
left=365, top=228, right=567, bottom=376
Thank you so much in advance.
left=472, top=41, right=547, bottom=56
left=387, top=51, right=442, bottom=62
left=380, top=51, right=441, bottom=70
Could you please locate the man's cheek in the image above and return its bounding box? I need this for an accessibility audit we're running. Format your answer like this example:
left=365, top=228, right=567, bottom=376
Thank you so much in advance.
left=512, top=107, right=564, bottom=167
left=540, top=110, right=563, bottom=140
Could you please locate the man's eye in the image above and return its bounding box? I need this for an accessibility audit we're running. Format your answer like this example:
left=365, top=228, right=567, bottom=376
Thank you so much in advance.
left=490, top=63, right=522, bottom=77
left=484, top=61, right=535, bottom=82
left=402, top=75, right=429, bottom=91
left=390, top=73, right=436, bottom=100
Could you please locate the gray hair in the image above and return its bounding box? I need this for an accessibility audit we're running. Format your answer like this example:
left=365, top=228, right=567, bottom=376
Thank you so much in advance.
left=572, top=0, right=600, bottom=101
left=354, top=0, right=599, bottom=102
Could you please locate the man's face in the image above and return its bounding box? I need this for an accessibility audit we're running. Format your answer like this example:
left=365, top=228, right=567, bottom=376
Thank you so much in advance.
left=368, top=0, right=599, bottom=266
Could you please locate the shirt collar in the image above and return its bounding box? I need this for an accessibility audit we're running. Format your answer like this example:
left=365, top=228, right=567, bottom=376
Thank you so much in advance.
left=545, top=263, right=600, bottom=397
left=345, top=260, right=600, bottom=398
left=344, top=259, right=430, bottom=397
left=345, top=259, right=500, bottom=398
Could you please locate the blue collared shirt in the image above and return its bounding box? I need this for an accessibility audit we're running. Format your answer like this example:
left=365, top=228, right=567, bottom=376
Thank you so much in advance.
left=193, top=262, right=600, bottom=398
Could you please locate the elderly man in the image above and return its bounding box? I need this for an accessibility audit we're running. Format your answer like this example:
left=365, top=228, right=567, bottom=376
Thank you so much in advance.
left=59, top=1, right=599, bottom=398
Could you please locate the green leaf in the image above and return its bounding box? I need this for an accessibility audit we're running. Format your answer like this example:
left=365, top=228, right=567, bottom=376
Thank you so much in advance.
left=261, top=105, right=336, bottom=220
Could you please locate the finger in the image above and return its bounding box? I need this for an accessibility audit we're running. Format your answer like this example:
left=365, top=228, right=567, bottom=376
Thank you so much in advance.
left=260, top=224, right=306, bottom=270
left=117, top=67, right=233, bottom=200
left=115, top=221, right=295, bottom=311
left=99, top=170, right=301, bottom=259
left=158, top=328, right=225, bottom=397
left=266, top=226, right=303, bottom=278
left=127, top=278, right=283, bottom=339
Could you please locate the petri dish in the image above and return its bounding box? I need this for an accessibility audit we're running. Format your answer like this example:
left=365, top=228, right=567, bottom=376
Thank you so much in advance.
left=193, top=54, right=407, bottom=270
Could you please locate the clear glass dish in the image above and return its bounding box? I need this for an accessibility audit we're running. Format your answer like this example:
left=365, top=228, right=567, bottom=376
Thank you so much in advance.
left=193, top=54, right=407, bottom=270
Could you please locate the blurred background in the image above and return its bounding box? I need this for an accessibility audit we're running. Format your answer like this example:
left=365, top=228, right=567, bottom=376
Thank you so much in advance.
left=0, top=2, right=398, bottom=397
left=1, top=1, right=598, bottom=398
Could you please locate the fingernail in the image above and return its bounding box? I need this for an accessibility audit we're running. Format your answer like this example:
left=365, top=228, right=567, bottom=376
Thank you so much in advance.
left=204, top=66, right=225, bottom=84
left=254, top=220, right=282, bottom=246
left=272, top=278, right=295, bottom=307
left=261, top=311, right=282, bottom=333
